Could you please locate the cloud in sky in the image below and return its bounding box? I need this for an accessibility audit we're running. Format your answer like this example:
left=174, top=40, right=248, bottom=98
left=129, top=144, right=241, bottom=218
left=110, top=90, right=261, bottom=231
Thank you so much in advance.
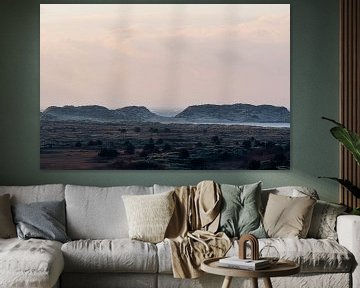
left=40, top=4, right=290, bottom=111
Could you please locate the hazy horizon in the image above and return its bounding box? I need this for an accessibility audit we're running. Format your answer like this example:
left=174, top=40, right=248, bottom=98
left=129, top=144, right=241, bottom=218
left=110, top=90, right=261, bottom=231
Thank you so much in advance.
left=40, top=102, right=291, bottom=112
left=40, top=4, right=290, bottom=110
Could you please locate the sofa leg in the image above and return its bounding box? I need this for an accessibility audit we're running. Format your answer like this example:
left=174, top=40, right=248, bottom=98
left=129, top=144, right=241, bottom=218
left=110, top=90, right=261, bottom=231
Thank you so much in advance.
left=221, top=276, right=232, bottom=288
left=263, top=277, right=273, bottom=288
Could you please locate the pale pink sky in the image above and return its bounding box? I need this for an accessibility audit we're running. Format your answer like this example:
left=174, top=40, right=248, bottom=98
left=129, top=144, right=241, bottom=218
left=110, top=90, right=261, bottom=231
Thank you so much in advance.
left=40, top=4, right=290, bottom=112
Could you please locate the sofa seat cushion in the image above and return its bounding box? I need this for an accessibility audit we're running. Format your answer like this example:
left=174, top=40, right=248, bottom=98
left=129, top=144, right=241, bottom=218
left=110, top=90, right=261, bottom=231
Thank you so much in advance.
left=0, top=238, right=64, bottom=288
left=231, top=238, right=353, bottom=273
left=157, top=238, right=354, bottom=274
left=62, top=239, right=158, bottom=273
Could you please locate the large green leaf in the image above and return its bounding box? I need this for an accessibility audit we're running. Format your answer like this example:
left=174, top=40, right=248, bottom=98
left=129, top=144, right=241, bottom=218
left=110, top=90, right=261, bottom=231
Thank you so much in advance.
left=319, top=177, right=360, bottom=198
left=323, top=117, right=360, bottom=165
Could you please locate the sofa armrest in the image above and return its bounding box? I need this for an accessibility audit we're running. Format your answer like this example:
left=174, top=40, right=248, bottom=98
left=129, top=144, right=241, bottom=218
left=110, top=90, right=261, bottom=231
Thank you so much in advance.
left=337, top=215, right=360, bottom=288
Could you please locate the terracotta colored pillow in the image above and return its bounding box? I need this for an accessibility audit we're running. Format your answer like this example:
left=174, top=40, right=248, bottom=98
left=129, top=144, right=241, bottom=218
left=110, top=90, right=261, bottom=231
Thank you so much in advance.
left=263, top=193, right=316, bottom=238
left=0, top=194, right=16, bottom=238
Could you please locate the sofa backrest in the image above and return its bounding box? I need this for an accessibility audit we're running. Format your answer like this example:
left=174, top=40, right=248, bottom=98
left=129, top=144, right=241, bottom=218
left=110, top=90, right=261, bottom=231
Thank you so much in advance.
left=153, top=184, right=176, bottom=194
left=65, top=184, right=153, bottom=240
left=0, top=184, right=65, bottom=204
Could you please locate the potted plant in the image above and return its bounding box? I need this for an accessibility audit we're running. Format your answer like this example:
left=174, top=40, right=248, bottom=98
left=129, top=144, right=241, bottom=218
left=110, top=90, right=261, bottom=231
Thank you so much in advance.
left=320, top=117, right=360, bottom=215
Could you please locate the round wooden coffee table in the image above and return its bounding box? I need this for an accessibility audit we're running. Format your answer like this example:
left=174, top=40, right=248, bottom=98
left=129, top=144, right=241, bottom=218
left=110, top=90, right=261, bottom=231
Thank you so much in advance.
left=201, top=257, right=300, bottom=288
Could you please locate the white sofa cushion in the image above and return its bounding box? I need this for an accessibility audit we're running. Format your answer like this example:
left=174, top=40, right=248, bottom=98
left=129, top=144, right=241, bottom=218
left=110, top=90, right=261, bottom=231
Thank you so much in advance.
left=61, top=239, right=158, bottom=273
left=0, top=238, right=63, bottom=288
left=157, top=238, right=353, bottom=274
left=234, top=238, right=353, bottom=273
left=0, top=184, right=65, bottom=204
left=65, top=185, right=153, bottom=239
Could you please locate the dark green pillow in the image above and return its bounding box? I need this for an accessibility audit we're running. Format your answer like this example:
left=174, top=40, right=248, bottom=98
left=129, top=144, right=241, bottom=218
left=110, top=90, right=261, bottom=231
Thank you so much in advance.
left=218, top=182, right=266, bottom=238
left=12, top=200, right=70, bottom=243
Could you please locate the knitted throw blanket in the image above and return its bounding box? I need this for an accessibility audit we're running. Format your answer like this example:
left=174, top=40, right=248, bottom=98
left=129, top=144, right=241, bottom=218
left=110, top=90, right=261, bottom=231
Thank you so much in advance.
left=165, top=180, right=231, bottom=278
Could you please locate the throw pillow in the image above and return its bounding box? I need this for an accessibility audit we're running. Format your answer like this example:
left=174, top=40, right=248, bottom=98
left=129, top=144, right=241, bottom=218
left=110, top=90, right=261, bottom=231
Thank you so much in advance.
left=307, top=200, right=347, bottom=240
left=218, top=182, right=266, bottom=238
left=0, top=194, right=16, bottom=238
left=122, top=190, right=175, bottom=243
left=263, top=193, right=316, bottom=238
left=12, top=200, right=70, bottom=243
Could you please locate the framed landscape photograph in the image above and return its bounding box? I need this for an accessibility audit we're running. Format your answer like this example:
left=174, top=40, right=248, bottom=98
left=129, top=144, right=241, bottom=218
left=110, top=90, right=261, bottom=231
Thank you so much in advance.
left=40, top=4, right=290, bottom=170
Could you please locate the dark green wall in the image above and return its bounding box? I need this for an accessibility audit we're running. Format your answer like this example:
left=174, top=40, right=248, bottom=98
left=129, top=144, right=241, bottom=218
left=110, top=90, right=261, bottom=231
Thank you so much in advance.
left=0, top=0, right=340, bottom=202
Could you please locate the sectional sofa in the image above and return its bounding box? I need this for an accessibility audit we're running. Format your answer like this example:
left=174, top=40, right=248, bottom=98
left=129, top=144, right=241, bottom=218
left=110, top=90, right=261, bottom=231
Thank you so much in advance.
left=0, top=183, right=359, bottom=288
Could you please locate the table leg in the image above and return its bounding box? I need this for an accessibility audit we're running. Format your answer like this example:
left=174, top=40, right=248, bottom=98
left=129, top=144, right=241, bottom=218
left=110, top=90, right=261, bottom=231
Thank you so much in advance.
left=263, top=277, right=273, bottom=288
left=221, top=276, right=233, bottom=288
left=251, top=278, right=258, bottom=288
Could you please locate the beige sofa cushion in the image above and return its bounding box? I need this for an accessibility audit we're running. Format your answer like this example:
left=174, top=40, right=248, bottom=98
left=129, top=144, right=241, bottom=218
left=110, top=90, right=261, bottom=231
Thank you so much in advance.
left=0, top=238, right=63, bottom=288
left=65, top=185, right=153, bottom=239
left=62, top=239, right=158, bottom=273
left=263, top=194, right=316, bottom=238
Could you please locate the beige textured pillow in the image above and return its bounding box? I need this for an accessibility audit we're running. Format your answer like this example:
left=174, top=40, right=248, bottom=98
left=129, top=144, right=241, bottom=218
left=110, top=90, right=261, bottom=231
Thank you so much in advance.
left=263, top=193, right=316, bottom=238
left=0, top=194, right=16, bottom=238
left=122, top=191, right=175, bottom=243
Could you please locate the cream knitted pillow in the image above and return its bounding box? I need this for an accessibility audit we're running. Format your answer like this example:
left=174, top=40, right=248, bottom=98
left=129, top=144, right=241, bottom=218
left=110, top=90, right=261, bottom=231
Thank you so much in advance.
left=122, top=191, right=175, bottom=243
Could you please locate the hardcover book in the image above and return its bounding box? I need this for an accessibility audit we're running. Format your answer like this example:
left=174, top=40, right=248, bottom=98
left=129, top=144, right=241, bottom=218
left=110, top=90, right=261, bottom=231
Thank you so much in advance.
left=218, top=257, right=271, bottom=270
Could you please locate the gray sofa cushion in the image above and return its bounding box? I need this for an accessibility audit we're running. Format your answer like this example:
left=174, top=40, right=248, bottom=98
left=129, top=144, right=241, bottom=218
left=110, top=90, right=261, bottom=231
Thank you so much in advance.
left=0, top=238, right=64, bottom=288
left=65, top=185, right=153, bottom=239
left=12, top=200, right=70, bottom=243
left=61, top=239, right=158, bottom=273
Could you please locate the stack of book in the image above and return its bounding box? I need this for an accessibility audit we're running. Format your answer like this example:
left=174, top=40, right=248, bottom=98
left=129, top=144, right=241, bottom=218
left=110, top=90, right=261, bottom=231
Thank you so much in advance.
left=218, top=257, right=271, bottom=270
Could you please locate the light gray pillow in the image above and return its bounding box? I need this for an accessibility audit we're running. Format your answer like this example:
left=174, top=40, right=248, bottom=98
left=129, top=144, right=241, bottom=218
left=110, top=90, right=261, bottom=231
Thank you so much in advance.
left=12, top=200, right=70, bottom=243
left=307, top=200, right=347, bottom=240
left=0, top=194, right=16, bottom=238
left=218, top=182, right=266, bottom=238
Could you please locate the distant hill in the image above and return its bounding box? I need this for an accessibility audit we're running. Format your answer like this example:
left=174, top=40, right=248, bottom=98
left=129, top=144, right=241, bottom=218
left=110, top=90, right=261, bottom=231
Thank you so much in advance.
left=175, top=104, right=290, bottom=123
left=115, top=106, right=159, bottom=121
left=41, top=103, right=290, bottom=123
left=41, top=105, right=163, bottom=122
left=42, top=105, right=116, bottom=121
